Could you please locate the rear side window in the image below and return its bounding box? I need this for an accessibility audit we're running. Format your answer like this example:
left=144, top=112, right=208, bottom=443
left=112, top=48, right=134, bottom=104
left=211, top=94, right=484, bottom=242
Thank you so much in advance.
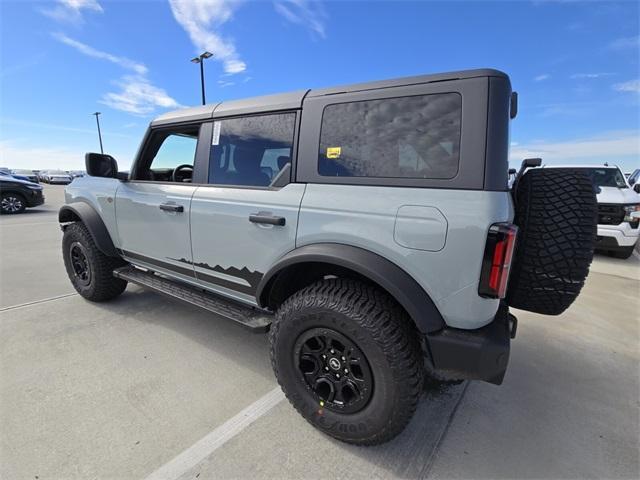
left=318, top=93, right=462, bottom=179
left=208, top=113, right=296, bottom=187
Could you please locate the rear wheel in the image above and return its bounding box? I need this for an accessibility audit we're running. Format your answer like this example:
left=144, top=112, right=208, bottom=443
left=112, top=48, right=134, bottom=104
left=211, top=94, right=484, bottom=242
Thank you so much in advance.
left=62, top=222, right=128, bottom=301
left=270, top=279, right=424, bottom=445
left=1, top=193, right=26, bottom=214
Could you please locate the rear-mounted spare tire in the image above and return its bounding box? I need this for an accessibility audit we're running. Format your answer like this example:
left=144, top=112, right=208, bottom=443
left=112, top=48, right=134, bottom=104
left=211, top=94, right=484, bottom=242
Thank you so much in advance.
left=507, top=168, right=597, bottom=315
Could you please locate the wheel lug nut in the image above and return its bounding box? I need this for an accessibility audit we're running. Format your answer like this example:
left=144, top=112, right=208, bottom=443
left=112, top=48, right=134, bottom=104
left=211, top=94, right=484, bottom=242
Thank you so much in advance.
left=341, top=356, right=345, bottom=361
left=335, top=374, right=340, bottom=378
left=344, top=369, right=348, bottom=374
left=325, top=366, right=329, bottom=371
left=330, top=349, right=335, bottom=354
left=321, top=354, right=326, bottom=359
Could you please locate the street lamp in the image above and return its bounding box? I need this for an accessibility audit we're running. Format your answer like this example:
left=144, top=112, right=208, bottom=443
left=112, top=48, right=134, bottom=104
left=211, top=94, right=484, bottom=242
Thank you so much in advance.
left=92, top=112, right=104, bottom=154
left=190, top=51, right=213, bottom=106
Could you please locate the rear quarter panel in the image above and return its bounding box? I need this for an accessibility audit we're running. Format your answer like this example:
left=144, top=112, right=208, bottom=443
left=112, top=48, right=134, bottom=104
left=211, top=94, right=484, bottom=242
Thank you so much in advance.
left=297, top=184, right=513, bottom=329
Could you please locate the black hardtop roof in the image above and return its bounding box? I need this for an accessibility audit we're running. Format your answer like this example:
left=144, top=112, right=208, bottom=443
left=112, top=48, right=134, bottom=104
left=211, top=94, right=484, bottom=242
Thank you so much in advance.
left=151, top=68, right=508, bottom=126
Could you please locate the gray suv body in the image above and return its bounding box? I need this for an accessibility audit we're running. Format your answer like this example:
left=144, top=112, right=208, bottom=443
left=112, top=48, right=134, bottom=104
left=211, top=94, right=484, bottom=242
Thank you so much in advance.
left=60, top=69, right=597, bottom=444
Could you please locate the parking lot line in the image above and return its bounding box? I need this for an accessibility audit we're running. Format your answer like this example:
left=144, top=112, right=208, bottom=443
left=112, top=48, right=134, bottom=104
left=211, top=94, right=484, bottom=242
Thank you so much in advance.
left=144, top=387, right=285, bottom=480
left=0, top=292, right=77, bottom=312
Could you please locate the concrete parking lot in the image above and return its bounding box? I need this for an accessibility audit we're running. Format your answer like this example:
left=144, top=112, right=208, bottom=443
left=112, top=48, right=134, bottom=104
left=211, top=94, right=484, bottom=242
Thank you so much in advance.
left=1, top=184, right=638, bottom=479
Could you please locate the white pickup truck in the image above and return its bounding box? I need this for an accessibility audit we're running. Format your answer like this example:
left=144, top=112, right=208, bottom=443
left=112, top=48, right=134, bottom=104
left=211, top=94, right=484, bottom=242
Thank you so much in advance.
left=545, top=165, right=639, bottom=259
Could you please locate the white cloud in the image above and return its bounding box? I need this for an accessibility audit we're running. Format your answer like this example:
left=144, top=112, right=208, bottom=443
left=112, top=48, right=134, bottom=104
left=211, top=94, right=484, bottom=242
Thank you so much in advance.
left=41, top=0, right=103, bottom=24
left=53, top=33, right=148, bottom=75
left=613, top=79, right=640, bottom=93
left=510, top=131, right=640, bottom=163
left=101, top=75, right=183, bottom=115
left=54, top=34, right=180, bottom=115
left=168, top=0, right=247, bottom=74
left=534, top=74, right=550, bottom=82
left=608, top=35, right=640, bottom=50
left=570, top=72, right=615, bottom=79
left=274, top=0, right=328, bottom=38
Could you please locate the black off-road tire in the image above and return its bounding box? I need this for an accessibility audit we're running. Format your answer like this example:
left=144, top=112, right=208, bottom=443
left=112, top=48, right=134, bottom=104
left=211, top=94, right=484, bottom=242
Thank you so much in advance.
left=270, top=279, right=424, bottom=445
left=507, top=168, right=597, bottom=315
left=62, top=222, right=128, bottom=301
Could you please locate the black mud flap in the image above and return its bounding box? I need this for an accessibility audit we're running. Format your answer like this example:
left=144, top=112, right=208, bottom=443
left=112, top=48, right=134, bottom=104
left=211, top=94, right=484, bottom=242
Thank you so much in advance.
left=426, top=305, right=513, bottom=385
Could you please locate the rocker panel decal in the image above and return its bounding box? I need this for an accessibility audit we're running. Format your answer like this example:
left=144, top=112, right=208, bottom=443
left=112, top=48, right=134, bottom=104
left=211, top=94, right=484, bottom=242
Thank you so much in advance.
left=169, top=257, right=263, bottom=296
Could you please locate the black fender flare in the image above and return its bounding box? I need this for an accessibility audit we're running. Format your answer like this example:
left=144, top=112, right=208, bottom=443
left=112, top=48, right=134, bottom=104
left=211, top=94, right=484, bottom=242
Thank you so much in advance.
left=59, top=203, right=119, bottom=257
left=256, top=243, right=445, bottom=333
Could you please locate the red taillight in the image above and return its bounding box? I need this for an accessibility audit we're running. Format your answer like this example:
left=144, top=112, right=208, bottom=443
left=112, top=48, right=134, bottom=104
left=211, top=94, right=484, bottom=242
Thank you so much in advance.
left=479, top=223, right=518, bottom=299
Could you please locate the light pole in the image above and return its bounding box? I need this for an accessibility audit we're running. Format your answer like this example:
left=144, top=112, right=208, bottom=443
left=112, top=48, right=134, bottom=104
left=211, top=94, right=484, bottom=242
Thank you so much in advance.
left=190, top=51, right=213, bottom=105
left=92, top=112, right=104, bottom=154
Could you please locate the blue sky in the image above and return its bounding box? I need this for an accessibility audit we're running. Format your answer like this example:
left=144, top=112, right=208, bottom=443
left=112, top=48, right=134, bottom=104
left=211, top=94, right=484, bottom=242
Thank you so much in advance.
left=1, top=0, right=638, bottom=171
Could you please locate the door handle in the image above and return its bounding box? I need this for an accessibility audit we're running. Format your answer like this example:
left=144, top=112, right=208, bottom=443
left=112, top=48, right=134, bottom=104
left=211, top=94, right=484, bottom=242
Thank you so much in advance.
left=159, top=203, right=184, bottom=213
left=249, top=213, right=286, bottom=226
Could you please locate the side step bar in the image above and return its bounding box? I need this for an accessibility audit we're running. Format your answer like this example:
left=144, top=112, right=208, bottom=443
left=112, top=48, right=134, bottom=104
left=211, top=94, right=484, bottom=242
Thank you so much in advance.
left=113, top=266, right=272, bottom=333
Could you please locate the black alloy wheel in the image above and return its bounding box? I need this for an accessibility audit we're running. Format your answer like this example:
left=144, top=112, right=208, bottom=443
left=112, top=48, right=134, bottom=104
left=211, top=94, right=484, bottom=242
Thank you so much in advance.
left=1, top=194, right=25, bottom=214
left=69, top=241, right=92, bottom=287
left=295, top=328, right=373, bottom=414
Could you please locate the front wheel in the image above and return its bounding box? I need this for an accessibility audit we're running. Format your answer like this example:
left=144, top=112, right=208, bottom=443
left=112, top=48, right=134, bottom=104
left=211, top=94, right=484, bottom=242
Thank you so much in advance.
left=62, top=222, right=128, bottom=301
left=270, top=279, right=424, bottom=445
left=1, top=193, right=26, bottom=214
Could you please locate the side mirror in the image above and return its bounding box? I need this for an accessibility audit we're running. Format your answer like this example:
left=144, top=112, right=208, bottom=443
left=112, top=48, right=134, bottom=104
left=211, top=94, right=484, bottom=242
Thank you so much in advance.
left=510, top=91, right=518, bottom=119
left=634, top=184, right=640, bottom=194
left=85, top=153, right=118, bottom=178
left=508, top=168, right=517, bottom=176
left=521, top=158, right=542, bottom=169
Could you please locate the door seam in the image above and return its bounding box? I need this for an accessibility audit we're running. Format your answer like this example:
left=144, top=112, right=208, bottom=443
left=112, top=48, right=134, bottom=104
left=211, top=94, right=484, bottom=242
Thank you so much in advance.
left=188, top=186, right=199, bottom=279
left=294, top=183, right=308, bottom=248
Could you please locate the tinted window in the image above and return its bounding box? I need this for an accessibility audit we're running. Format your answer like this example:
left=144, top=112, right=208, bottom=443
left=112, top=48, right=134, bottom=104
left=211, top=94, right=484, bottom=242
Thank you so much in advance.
left=318, top=93, right=461, bottom=179
left=208, top=113, right=296, bottom=187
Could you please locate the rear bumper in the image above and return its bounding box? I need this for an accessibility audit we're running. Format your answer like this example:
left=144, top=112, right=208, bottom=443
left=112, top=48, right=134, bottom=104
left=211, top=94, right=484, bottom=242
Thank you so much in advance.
left=426, top=304, right=514, bottom=385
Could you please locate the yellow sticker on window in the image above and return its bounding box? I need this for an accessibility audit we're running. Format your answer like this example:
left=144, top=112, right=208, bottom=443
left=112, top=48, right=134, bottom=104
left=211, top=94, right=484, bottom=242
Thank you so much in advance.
left=326, top=147, right=341, bottom=159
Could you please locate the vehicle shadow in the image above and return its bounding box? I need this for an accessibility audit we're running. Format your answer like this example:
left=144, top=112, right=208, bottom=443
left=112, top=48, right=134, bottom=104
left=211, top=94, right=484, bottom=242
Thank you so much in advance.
left=17, top=208, right=56, bottom=216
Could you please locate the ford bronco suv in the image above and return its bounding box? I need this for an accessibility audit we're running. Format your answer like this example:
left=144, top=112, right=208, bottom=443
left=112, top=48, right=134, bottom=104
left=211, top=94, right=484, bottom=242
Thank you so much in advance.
left=60, top=69, right=597, bottom=445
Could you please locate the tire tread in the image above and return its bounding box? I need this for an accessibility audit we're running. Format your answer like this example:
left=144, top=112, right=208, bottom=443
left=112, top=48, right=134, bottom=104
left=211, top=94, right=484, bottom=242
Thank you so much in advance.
left=507, top=169, right=597, bottom=315
left=270, top=279, right=424, bottom=445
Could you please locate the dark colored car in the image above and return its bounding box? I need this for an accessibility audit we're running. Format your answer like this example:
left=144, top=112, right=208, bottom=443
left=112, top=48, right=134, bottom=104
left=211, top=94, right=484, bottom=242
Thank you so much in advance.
left=0, top=174, right=45, bottom=214
left=11, top=169, right=39, bottom=183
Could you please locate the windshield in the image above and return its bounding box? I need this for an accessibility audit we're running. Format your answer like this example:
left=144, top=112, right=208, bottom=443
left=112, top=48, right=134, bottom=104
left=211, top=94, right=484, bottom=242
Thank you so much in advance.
left=13, top=169, right=33, bottom=174
left=48, top=170, right=67, bottom=175
left=578, top=168, right=628, bottom=189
